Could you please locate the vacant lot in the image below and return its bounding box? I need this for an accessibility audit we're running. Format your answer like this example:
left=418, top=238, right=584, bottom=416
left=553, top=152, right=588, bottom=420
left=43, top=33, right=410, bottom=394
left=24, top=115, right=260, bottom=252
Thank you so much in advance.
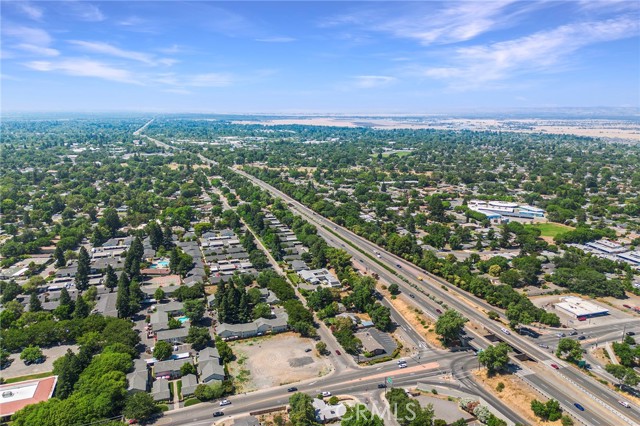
left=525, top=222, right=574, bottom=238
left=228, top=333, right=332, bottom=392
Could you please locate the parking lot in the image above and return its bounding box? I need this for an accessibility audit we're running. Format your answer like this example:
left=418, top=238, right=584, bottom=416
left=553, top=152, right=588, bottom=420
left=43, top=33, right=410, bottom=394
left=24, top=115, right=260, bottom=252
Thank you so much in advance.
left=0, top=344, right=78, bottom=380
left=530, top=294, right=632, bottom=329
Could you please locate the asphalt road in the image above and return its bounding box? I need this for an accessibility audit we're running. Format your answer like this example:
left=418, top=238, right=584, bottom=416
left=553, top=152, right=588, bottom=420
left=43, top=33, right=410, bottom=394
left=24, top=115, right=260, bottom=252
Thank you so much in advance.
left=232, top=168, right=639, bottom=426
left=140, top=129, right=639, bottom=426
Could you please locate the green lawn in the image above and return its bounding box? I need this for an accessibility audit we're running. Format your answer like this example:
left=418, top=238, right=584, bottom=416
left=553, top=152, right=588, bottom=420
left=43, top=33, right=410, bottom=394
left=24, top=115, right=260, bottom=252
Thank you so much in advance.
left=526, top=222, right=575, bottom=238
left=4, top=371, right=53, bottom=384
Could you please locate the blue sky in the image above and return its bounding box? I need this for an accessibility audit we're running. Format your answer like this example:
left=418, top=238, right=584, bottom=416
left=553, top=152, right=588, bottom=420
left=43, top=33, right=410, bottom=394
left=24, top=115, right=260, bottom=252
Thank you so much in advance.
left=1, top=1, right=639, bottom=113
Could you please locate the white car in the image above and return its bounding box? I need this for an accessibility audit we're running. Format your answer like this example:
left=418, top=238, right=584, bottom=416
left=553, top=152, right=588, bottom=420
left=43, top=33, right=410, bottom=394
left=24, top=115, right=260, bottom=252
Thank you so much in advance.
left=321, top=391, right=332, bottom=397
left=398, top=363, right=407, bottom=369
left=619, top=400, right=630, bottom=408
left=219, top=399, right=231, bottom=406
left=500, top=327, right=511, bottom=335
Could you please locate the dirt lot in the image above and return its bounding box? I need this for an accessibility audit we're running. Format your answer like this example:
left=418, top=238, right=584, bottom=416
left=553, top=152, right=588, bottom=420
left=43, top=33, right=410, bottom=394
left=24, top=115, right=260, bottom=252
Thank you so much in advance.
left=227, top=333, right=332, bottom=392
left=472, top=370, right=562, bottom=426
left=379, top=288, right=444, bottom=350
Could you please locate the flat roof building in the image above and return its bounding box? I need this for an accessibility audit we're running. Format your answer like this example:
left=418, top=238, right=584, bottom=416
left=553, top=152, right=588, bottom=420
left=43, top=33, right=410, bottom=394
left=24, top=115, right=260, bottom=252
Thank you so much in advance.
left=555, top=296, right=609, bottom=319
left=0, top=376, right=58, bottom=418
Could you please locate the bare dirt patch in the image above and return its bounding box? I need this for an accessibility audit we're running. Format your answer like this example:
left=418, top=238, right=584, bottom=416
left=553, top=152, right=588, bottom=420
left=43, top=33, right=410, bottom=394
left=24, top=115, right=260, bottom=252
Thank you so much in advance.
left=227, top=333, right=332, bottom=392
left=472, top=370, right=562, bottom=426
left=379, top=288, right=444, bottom=350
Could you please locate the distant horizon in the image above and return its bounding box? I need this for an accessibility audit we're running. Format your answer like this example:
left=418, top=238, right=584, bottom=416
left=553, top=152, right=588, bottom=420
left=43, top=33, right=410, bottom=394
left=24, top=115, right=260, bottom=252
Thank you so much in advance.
left=2, top=1, right=638, bottom=112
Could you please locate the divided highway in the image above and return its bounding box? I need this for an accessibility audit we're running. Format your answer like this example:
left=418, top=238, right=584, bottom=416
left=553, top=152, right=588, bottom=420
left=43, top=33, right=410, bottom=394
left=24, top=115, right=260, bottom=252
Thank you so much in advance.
left=139, top=126, right=638, bottom=426
left=233, top=168, right=640, bottom=426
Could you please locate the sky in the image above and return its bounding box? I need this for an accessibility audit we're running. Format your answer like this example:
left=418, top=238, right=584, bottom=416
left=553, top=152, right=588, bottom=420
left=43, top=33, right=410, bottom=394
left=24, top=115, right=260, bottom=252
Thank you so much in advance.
left=1, top=0, right=639, bottom=113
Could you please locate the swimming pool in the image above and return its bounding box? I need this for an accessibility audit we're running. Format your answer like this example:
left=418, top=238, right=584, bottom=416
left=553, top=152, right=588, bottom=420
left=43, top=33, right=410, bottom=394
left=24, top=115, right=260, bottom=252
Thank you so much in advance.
left=151, top=260, right=170, bottom=269
left=177, top=316, right=189, bottom=324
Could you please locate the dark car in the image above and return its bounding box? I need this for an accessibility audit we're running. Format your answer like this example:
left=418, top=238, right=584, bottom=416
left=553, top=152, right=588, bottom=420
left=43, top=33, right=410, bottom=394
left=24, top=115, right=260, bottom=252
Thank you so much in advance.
left=577, top=335, right=586, bottom=341
left=574, top=403, right=585, bottom=411
left=627, top=331, right=636, bottom=336
left=435, top=309, right=443, bottom=314
left=409, top=294, right=415, bottom=299
left=335, top=350, right=341, bottom=355
left=305, top=348, right=312, bottom=352
left=377, top=383, right=387, bottom=389
left=396, top=264, right=402, bottom=268
left=569, top=331, right=578, bottom=336
left=287, top=387, right=298, bottom=392
left=213, top=411, right=225, bottom=417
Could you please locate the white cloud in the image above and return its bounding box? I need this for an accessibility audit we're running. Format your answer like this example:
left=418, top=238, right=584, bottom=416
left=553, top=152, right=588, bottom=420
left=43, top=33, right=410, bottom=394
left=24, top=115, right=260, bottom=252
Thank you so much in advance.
left=15, top=2, right=44, bottom=21
left=421, top=17, right=640, bottom=89
left=14, top=43, right=59, bottom=57
left=353, top=75, right=396, bottom=88
left=24, top=58, right=138, bottom=84
left=64, top=1, right=105, bottom=22
left=68, top=40, right=175, bottom=66
left=322, top=1, right=528, bottom=45
left=255, top=36, right=296, bottom=43
left=3, top=25, right=52, bottom=46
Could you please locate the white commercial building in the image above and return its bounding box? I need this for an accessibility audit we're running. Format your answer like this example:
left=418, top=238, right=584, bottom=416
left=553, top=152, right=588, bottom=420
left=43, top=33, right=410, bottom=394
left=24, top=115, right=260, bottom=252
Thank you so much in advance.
left=554, top=296, right=609, bottom=319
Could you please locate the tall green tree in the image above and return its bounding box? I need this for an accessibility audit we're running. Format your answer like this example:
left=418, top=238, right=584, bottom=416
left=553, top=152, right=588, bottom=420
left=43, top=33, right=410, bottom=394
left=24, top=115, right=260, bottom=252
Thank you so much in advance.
left=101, top=208, right=121, bottom=237
left=116, top=273, right=130, bottom=319
left=73, top=294, right=90, bottom=319
left=479, top=343, right=510, bottom=375
left=146, top=221, right=164, bottom=250
left=75, top=246, right=90, bottom=291
left=123, top=392, right=161, bottom=423
left=104, top=265, right=117, bottom=293
left=289, top=392, right=320, bottom=426
left=29, top=293, right=42, bottom=312
left=53, top=349, right=83, bottom=399
left=435, top=310, right=468, bottom=345
left=54, top=245, right=66, bottom=268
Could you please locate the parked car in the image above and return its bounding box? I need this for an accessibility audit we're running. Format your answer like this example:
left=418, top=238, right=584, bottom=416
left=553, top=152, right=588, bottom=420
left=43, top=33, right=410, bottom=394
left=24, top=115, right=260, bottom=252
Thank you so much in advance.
left=556, top=333, right=566, bottom=337
left=219, top=399, right=231, bottom=406
left=574, top=403, right=585, bottom=411
left=305, top=348, right=312, bottom=352
left=551, top=364, right=560, bottom=370
left=213, top=412, right=224, bottom=417
left=569, top=331, right=578, bottom=336
left=321, top=391, right=332, bottom=397
left=287, top=387, right=298, bottom=392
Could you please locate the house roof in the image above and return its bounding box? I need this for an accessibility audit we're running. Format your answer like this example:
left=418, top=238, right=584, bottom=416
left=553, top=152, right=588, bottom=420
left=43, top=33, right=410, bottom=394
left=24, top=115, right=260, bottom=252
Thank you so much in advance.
left=198, top=359, right=225, bottom=382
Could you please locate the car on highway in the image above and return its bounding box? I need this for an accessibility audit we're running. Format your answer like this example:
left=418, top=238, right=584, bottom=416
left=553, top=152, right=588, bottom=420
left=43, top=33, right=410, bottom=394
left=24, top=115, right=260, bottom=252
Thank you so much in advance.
left=577, top=336, right=586, bottom=341
left=321, top=391, right=332, bottom=397
left=619, top=400, right=630, bottom=408
left=335, top=350, right=341, bottom=355
left=398, top=363, right=407, bottom=369
left=377, top=383, right=387, bottom=389
left=569, top=331, right=578, bottom=336
left=417, top=276, right=423, bottom=281
left=539, top=344, right=550, bottom=349
left=574, top=403, right=585, bottom=411
left=409, top=294, right=415, bottom=299
left=219, top=399, right=231, bottom=406
left=376, top=254, right=381, bottom=258
left=435, top=308, right=443, bottom=315
left=213, top=412, right=225, bottom=417
left=500, top=327, right=510, bottom=335
left=287, top=387, right=298, bottom=392
left=551, top=364, right=560, bottom=369
left=556, top=332, right=566, bottom=337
